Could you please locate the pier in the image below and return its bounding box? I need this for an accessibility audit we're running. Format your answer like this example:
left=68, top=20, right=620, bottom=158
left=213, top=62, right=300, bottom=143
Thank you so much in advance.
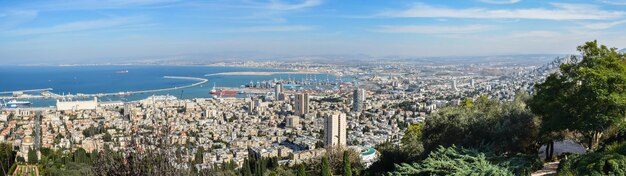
left=0, top=88, right=53, bottom=95
left=0, top=76, right=208, bottom=100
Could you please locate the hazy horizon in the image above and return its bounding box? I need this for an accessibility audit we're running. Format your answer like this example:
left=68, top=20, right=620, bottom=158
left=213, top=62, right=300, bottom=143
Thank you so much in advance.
left=1, top=0, right=625, bottom=64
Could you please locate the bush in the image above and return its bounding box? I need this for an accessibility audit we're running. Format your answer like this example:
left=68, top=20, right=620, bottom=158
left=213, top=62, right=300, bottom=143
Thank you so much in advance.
left=492, top=153, right=543, bottom=176
left=421, top=95, right=540, bottom=155
left=558, top=142, right=626, bottom=175
left=387, top=145, right=514, bottom=176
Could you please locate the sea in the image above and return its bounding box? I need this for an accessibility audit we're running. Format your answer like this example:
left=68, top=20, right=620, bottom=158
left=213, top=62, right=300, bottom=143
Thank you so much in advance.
left=0, top=65, right=343, bottom=107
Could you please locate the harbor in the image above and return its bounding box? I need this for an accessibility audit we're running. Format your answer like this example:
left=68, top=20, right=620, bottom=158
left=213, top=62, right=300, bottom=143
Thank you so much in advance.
left=0, top=76, right=208, bottom=101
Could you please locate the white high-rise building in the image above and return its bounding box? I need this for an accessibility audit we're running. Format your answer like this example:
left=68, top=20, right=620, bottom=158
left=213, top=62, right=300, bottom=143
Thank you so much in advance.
left=452, top=80, right=458, bottom=91
left=324, top=112, right=347, bottom=147
left=294, top=93, right=309, bottom=116
left=247, top=99, right=256, bottom=114
left=274, top=83, right=283, bottom=100
left=352, top=88, right=366, bottom=112
left=470, top=79, right=475, bottom=88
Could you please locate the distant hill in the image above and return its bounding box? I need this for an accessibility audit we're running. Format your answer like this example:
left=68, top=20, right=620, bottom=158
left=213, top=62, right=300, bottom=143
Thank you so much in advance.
left=620, top=48, right=626, bottom=53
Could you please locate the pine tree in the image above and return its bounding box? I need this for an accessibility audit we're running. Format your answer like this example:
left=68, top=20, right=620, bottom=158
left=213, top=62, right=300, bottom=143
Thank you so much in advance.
left=322, top=156, right=332, bottom=176
left=343, top=151, right=352, bottom=176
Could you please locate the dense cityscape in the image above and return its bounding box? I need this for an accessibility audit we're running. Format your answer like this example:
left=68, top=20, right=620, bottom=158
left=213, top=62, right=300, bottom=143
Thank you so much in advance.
left=0, top=53, right=593, bottom=175
left=2, top=0, right=626, bottom=176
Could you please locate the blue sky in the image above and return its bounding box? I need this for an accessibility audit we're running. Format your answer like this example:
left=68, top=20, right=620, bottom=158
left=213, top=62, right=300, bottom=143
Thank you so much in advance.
left=1, top=0, right=625, bottom=64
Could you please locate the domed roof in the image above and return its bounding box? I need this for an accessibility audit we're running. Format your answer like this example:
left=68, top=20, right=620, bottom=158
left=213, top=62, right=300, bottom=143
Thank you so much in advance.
left=22, top=136, right=33, bottom=144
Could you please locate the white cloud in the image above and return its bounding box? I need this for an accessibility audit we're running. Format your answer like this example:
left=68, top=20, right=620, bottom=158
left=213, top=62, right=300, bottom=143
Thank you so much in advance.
left=599, top=0, right=626, bottom=5
left=374, top=25, right=495, bottom=34
left=8, top=16, right=146, bottom=35
left=379, top=3, right=624, bottom=20
left=267, top=0, right=322, bottom=10
left=583, top=20, right=626, bottom=29
left=478, top=0, right=521, bottom=4
left=509, top=31, right=561, bottom=38
left=37, top=0, right=179, bottom=11
left=230, top=25, right=314, bottom=32
left=0, top=10, right=38, bottom=29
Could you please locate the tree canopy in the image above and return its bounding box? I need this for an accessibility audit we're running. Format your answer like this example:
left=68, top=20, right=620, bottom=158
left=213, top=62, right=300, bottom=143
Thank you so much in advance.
left=529, top=40, right=626, bottom=150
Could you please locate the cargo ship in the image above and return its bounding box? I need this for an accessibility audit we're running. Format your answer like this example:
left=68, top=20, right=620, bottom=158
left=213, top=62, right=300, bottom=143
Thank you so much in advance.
left=210, top=88, right=238, bottom=95
left=210, top=83, right=238, bottom=95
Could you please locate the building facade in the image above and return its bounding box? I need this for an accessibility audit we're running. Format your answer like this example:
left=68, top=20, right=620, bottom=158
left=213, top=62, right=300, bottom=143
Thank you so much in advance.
left=352, top=88, right=365, bottom=112
left=274, top=83, right=283, bottom=100
left=294, top=93, right=309, bottom=116
left=323, top=112, right=347, bottom=147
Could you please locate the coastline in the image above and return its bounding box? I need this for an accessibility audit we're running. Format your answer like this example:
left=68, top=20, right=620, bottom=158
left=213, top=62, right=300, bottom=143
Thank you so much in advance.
left=0, top=76, right=208, bottom=100
left=205, top=71, right=322, bottom=76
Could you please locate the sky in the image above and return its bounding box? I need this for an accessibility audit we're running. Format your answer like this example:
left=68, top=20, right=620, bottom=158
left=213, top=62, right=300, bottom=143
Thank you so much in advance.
left=0, top=0, right=625, bottom=64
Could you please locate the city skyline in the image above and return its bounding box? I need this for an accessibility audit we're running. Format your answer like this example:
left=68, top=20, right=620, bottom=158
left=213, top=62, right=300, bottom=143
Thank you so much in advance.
left=1, top=0, right=626, bottom=64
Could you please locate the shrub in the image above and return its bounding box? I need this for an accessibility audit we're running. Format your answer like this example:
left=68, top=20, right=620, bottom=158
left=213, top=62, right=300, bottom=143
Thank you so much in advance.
left=558, top=142, right=626, bottom=176
left=387, top=145, right=514, bottom=176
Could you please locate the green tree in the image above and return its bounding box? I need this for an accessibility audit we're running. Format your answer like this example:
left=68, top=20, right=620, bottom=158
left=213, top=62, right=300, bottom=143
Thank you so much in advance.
left=558, top=141, right=626, bottom=175
left=422, top=94, right=540, bottom=155
left=28, top=148, right=38, bottom=164
left=461, top=97, right=474, bottom=108
left=400, top=123, right=424, bottom=157
left=102, top=133, right=112, bottom=142
left=297, top=164, right=307, bottom=176
left=342, top=151, right=352, bottom=176
left=193, top=146, right=204, bottom=165
left=1, top=143, right=16, bottom=176
left=73, top=148, right=88, bottom=164
left=242, top=159, right=252, bottom=176
left=530, top=40, right=626, bottom=151
left=321, top=156, right=332, bottom=176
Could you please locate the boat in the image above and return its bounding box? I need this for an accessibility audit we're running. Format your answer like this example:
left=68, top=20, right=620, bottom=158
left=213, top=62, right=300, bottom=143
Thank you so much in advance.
left=210, top=89, right=238, bottom=95
left=116, top=70, right=129, bottom=74
left=6, top=100, right=31, bottom=106
left=210, top=83, right=237, bottom=95
left=3, top=100, right=32, bottom=108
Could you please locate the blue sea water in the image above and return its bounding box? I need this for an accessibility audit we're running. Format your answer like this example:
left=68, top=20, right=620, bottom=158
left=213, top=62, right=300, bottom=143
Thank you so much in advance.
left=0, top=65, right=341, bottom=107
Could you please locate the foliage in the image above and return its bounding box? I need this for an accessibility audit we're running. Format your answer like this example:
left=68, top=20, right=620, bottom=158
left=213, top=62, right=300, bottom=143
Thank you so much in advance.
left=400, top=123, right=424, bottom=157
left=343, top=151, right=352, bottom=176
left=396, top=101, right=418, bottom=111
left=102, top=133, right=112, bottom=142
left=38, top=148, right=94, bottom=176
left=91, top=147, right=191, bottom=176
left=387, top=145, right=514, bottom=176
left=529, top=40, right=626, bottom=150
left=460, top=97, right=474, bottom=108
left=321, top=156, right=332, bottom=176
left=491, top=153, right=544, bottom=176
left=297, top=164, right=307, bottom=176
left=0, top=143, right=16, bottom=176
left=558, top=141, right=626, bottom=176
left=422, top=93, right=540, bottom=155
left=366, top=141, right=413, bottom=175
left=82, top=125, right=106, bottom=137
left=27, top=148, right=37, bottom=164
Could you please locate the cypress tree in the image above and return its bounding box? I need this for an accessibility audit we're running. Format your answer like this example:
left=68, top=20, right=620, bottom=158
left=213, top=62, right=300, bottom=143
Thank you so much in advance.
left=321, top=156, right=332, bottom=176
left=343, top=151, right=352, bottom=176
left=297, top=164, right=307, bottom=176
left=242, top=159, right=253, bottom=176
